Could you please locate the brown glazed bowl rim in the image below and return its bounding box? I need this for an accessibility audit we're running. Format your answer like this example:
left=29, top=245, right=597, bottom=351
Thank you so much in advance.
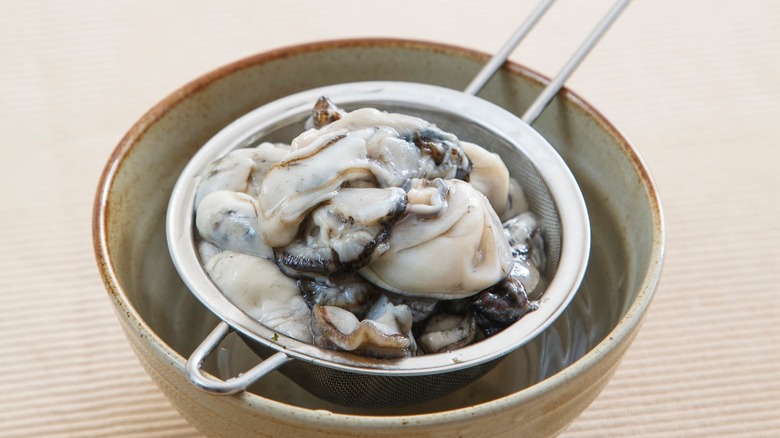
left=93, top=38, right=664, bottom=426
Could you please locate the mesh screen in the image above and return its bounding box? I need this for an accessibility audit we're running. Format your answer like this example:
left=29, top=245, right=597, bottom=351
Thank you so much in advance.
left=244, top=337, right=499, bottom=409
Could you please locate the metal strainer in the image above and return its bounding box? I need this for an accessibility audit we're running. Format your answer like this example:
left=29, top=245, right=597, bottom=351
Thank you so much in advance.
left=167, top=0, right=629, bottom=408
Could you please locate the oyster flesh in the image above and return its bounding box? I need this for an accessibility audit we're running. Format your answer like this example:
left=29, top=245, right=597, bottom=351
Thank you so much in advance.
left=311, top=295, right=416, bottom=358
left=204, top=251, right=312, bottom=343
left=256, top=107, right=471, bottom=247
left=359, top=178, right=513, bottom=299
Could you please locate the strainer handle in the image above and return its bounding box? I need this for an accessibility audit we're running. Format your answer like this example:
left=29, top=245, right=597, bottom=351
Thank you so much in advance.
left=186, top=322, right=292, bottom=395
left=463, top=0, right=632, bottom=123
left=521, top=0, right=632, bottom=124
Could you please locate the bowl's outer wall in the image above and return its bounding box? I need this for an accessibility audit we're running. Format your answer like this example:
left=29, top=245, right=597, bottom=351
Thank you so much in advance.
left=95, top=39, right=662, bottom=437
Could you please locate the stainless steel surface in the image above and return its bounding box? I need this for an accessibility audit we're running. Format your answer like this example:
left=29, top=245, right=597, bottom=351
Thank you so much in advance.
left=463, top=0, right=556, bottom=96
left=186, top=322, right=291, bottom=395
left=464, top=0, right=631, bottom=124
left=521, top=0, right=632, bottom=124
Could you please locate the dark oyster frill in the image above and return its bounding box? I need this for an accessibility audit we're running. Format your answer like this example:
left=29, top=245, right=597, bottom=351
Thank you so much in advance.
left=311, top=295, right=416, bottom=358
left=471, top=276, right=536, bottom=337
left=275, top=187, right=407, bottom=277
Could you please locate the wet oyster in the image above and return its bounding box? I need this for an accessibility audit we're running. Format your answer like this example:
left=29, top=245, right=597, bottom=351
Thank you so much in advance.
left=460, top=141, right=510, bottom=216
left=458, top=140, right=529, bottom=221
left=472, top=276, right=536, bottom=337
left=419, top=313, right=477, bottom=354
left=504, top=211, right=547, bottom=298
left=195, top=142, right=289, bottom=206
left=307, top=96, right=346, bottom=129
left=204, top=251, right=312, bottom=343
left=359, top=178, right=513, bottom=299
left=503, top=177, right=530, bottom=222
left=256, top=107, right=471, bottom=247
left=311, top=295, right=416, bottom=358
left=299, top=274, right=379, bottom=317
left=387, top=295, right=439, bottom=324
left=275, top=187, right=407, bottom=277
left=196, top=240, right=221, bottom=265
left=196, top=190, right=272, bottom=258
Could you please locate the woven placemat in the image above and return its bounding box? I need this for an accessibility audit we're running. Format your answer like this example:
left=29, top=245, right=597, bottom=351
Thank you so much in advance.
left=1, top=0, right=778, bottom=436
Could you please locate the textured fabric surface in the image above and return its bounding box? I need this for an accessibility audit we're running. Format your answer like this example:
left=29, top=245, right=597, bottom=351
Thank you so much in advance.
left=1, top=0, right=778, bottom=436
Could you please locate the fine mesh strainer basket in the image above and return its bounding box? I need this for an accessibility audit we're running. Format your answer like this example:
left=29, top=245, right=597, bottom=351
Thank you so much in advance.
left=167, top=0, right=630, bottom=408
left=167, top=82, right=590, bottom=408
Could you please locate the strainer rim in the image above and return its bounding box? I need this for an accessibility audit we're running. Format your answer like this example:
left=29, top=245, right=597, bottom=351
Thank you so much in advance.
left=166, top=81, right=590, bottom=376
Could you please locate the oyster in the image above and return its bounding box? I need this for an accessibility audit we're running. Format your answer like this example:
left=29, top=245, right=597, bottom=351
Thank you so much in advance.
left=457, top=141, right=531, bottom=222
left=472, top=276, right=536, bottom=337
left=504, top=211, right=546, bottom=297
left=502, top=177, right=530, bottom=221
left=359, top=178, right=513, bottom=299
left=196, top=240, right=221, bottom=265
left=204, top=251, right=312, bottom=343
left=299, top=274, right=379, bottom=317
left=504, top=211, right=545, bottom=268
left=419, top=313, right=477, bottom=354
left=256, top=107, right=471, bottom=247
left=275, top=187, right=407, bottom=277
left=460, top=141, right=511, bottom=216
left=306, top=96, right=346, bottom=129
left=194, top=142, right=289, bottom=206
left=387, top=295, right=439, bottom=324
left=311, top=295, right=416, bottom=358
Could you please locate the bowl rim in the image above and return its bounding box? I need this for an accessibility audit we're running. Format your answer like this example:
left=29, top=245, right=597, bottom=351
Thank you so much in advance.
left=93, top=37, right=665, bottom=426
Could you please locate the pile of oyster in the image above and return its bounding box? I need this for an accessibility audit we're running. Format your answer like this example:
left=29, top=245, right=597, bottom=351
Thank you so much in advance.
left=194, top=98, right=547, bottom=358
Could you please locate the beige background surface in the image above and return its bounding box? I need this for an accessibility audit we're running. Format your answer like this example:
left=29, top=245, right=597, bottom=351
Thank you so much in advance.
left=1, top=0, right=778, bottom=436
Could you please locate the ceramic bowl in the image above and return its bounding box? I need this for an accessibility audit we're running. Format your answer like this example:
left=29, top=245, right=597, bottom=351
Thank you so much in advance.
left=93, top=39, right=664, bottom=437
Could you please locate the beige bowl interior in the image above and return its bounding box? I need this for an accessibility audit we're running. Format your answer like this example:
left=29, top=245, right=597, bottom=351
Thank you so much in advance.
left=94, top=39, right=663, bottom=437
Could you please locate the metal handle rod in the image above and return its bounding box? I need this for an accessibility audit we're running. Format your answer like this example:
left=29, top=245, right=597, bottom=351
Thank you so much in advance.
left=522, top=0, right=632, bottom=124
left=186, top=322, right=291, bottom=395
left=463, top=0, right=556, bottom=96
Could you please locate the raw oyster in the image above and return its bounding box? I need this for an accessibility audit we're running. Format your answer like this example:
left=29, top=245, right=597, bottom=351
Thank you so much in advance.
left=504, top=211, right=546, bottom=297
left=311, top=295, right=416, bottom=358
left=306, top=96, right=346, bottom=129
left=502, top=177, right=530, bottom=221
left=204, top=251, right=312, bottom=343
left=196, top=240, right=221, bottom=265
left=460, top=141, right=510, bottom=216
left=195, top=142, right=289, bottom=206
left=504, top=211, right=545, bottom=268
left=471, top=276, right=536, bottom=337
left=256, top=108, right=471, bottom=247
left=359, top=178, right=513, bottom=299
left=387, top=295, right=439, bottom=324
left=457, top=141, right=530, bottom=222
left=418, top=313, right=477, bottom=354
left=299, top=274, right=379, bottom=318
left=275, top=187, right=407, bottom=277
left=196, top=190, right=272, bottom=258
